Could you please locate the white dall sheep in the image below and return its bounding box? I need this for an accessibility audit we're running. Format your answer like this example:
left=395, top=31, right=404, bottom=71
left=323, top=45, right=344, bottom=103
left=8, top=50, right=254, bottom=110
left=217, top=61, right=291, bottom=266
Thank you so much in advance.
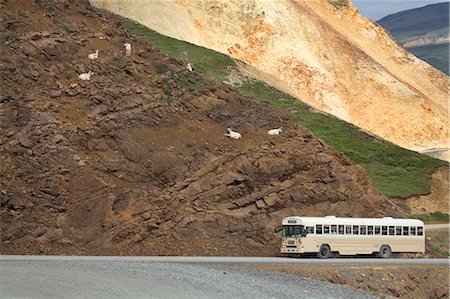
left=268, top=128, right=282, bottom=135
left=187, top=63, right=193, bottom=72
left=225, top=128, right=241, bottom=140
left=124, top=43, right=132, bottom=56
left=88, top=50, right=99, bottom=60
left=78, top=71, right=93, bottom=81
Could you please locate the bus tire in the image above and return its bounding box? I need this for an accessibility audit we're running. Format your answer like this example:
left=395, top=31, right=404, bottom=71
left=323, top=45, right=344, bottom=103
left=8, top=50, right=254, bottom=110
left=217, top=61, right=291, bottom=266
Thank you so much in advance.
left=318, top=244, right=331, bottom=259
left=378, top=245, right=392, bottom=258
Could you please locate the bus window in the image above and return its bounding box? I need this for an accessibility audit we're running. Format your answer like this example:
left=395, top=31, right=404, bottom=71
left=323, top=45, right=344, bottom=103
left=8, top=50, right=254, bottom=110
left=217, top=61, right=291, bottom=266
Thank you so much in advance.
left=352, top=225, right=359, bottom=235
left=306, top=226, right=314, bottom=234
left=375, top=226, right=381, bottom=235
left=345, top=225, right=352, bottom=234
left=367, top=226, right=373, bottom=235
left=338, top=225, right=345, bottom=234
left=324, top=225, right=330, bottom=234
left=410, top=226, right=416, bottom=235
left=417, top=226, right=423, bottom=236
left=331, top=225, right=337, bottom=235
left=382, top=226, right=388, bottom=235
left=396, top=226, right=402, bottom=235
left=389, top=226, right=395, bottom=235
left=316, top=224, right=323, bottom=234
left=403, top=226, right=409, bottom=236
left=360, top=225, right=366, bottom=235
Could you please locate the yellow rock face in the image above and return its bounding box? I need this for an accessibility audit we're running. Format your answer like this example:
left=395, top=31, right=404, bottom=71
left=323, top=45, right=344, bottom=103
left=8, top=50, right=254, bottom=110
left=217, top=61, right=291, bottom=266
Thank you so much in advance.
left=91, top=0, right=449, bottom=159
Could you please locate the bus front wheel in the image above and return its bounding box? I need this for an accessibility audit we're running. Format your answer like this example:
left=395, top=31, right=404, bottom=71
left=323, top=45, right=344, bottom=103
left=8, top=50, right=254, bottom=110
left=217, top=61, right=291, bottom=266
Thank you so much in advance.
left=318, top=244, right=331, bottom=258
left=378, top=245, right=392, bottom=258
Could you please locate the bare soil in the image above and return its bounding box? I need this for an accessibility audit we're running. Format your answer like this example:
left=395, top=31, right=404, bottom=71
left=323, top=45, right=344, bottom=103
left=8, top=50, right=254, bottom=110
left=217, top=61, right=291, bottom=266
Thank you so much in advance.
left=249, top=264, right=449, bottom=298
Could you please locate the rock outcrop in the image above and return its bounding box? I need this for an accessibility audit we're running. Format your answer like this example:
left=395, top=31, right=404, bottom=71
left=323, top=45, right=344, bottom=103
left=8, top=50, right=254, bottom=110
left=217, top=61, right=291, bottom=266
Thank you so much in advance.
left=90, top=0, right=449, bottom=160
left=0, top=0, right=400, bottom=256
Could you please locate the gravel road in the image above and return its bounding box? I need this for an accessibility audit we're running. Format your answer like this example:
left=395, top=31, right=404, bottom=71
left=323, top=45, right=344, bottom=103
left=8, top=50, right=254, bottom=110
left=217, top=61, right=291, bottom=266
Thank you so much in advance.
left=0, top=260, right=378, bottom=299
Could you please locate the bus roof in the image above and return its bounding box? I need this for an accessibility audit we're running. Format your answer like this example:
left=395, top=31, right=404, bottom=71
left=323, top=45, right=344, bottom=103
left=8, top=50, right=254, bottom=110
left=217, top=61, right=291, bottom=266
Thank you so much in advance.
left=282, top=216, right=424, bottom=227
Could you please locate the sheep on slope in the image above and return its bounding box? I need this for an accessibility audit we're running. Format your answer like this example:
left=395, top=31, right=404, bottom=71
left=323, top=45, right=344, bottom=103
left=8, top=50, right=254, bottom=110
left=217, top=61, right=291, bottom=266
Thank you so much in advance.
left=225, top=128, right=241, bottom=140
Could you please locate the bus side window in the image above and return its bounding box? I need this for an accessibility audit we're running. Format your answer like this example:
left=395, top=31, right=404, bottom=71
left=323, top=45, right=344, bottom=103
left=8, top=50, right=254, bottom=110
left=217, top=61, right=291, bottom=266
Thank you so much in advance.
left=338, top=225, right=344, bottom=235
left=367, top=226, right=373, bottom=235
left=417, top=226, right=423, bottom=236
left=375, top=226, right=381, bottom=235
left=360, top=225, right=366, bottom=235
left=345, top=225, right=352, bottom=234
left=382, top=226, right=388, bottom=235
left=402, top=226, right=409, bottom=236
left=324, top=225, right=330, bottom=234
left=306, top=226, right=314, bottom=234
left=316, top=224, right=323, bottom=234
left=331, top=225, right=337, bottom=234
left=352, top=225, right=359, bottom=235
left=410, top=226, right=416, bottom=235
left=396, top=226, right=402, bottom=235
left=389, top=226, right=395, bottom=235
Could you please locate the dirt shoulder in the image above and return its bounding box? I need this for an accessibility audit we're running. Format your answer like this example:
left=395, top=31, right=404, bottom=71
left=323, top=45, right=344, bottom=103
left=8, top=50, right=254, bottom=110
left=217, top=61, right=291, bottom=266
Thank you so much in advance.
left=248, top=264, right=449, bottom=298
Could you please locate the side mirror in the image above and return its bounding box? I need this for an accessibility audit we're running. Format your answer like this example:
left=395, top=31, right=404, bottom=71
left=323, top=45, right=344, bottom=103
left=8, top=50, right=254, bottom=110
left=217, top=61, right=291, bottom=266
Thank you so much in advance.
left=274, top=225, right=282, bottom=233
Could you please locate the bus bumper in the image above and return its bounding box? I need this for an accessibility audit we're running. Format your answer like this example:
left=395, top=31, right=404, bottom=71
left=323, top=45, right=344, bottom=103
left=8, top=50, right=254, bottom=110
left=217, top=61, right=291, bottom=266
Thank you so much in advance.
left=281, top=246, right=304, bottom=254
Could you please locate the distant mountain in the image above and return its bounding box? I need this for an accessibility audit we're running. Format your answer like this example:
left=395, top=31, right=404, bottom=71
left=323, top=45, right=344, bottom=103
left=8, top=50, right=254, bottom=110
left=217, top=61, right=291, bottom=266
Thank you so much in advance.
left=378, top=2, right=449, bottom=75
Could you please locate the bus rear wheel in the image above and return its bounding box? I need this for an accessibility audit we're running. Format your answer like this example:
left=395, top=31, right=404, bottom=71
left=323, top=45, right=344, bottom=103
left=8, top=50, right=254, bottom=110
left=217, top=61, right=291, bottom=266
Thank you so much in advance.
left=318, top=244, right=331, bottom=258
left=378, top=245, right=392, bottom=258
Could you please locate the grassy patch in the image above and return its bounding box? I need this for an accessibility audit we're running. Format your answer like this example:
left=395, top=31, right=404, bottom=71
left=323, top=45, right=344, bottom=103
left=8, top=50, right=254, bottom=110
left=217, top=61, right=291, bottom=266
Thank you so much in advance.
left=394, top=202, right=411, bottom=214
left=104, top=8, right=448, bottom=198
left=432, top=244, right=450, bottom=257
left=411, top=211, right=450, bottom=222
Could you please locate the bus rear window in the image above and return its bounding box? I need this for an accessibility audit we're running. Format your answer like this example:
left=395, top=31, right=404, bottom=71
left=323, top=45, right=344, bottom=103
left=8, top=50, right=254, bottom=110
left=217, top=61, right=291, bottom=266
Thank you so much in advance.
left=417, top=226, right=423, bottom=236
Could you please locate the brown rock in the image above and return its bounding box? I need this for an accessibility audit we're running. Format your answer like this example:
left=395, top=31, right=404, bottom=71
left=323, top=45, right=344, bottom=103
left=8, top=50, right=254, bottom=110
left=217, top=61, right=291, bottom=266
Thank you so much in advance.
left=255, top=199, right=266, bottom=209
left=263, top=193, right=279, bottom=207
left=49, top=90, right=62, bottom=98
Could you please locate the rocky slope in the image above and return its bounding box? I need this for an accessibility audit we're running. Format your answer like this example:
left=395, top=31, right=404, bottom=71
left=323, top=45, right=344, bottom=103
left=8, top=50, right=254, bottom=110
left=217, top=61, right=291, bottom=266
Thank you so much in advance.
left=0, top=0, right=403, bottom=255
left=90, top=0, right=450, bottom=161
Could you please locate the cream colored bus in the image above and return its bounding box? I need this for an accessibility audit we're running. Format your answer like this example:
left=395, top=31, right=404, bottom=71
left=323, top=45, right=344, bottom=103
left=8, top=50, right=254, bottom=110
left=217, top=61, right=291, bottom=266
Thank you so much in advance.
left=280, top=216, right=425, bottom=258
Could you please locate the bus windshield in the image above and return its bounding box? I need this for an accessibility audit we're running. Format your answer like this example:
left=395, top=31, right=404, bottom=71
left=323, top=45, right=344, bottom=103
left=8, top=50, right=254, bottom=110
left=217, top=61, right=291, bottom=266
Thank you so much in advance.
left=282, top=225, right=304, bottom=237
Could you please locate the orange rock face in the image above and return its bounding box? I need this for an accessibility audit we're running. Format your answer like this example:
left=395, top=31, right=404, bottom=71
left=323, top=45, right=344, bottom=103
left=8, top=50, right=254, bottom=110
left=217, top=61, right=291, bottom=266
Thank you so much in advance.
left=91, top=0, right=449, bottom=159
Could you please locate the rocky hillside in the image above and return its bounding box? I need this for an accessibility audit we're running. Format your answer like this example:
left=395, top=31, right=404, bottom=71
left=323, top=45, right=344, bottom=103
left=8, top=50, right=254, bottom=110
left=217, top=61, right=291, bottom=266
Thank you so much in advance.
left=0, top=0, right=403, bottom=255
left=90, top=0, right=450, bottom=161
left=378, top=2, right=449, bottom=75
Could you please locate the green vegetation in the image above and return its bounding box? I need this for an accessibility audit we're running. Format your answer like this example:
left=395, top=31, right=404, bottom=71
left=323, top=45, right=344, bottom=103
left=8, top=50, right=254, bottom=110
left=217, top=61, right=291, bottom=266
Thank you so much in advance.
left=411, top=211, right=450, bottom=222
left=102, top=9, right=448, bottom=198
left=154, top=62, right=169, bottom=74
left=0, top=33, right=16, bottom=47
left=394, top=202, right=412, bottom=214
left=431, top=243, right=450, bottom=257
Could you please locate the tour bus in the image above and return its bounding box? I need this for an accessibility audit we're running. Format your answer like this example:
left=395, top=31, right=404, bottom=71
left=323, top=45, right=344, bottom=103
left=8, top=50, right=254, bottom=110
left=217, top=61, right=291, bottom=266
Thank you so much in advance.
left=280, top=216, right=425, bottom=258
